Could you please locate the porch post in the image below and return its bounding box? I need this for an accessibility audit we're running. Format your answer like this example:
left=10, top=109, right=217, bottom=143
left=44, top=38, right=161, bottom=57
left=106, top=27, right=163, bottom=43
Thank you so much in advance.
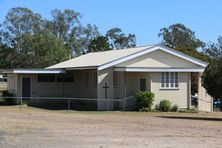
left=123, top=72, right=127, bottom=111
left=188, top=72, right=191, bottom=109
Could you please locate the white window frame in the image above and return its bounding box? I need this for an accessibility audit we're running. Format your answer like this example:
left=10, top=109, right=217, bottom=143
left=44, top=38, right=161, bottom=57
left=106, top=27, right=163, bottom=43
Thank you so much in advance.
left=160, top=72, right=179, bottom=89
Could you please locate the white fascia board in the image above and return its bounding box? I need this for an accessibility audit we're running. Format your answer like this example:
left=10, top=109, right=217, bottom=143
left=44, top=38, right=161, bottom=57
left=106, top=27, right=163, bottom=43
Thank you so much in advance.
left=98, top=45, right=208, bottom=71
left=12, top=69, right=65, bottom=74
left=114, top=67, right=205, bottom=72
left=66, top=66, right=98, bottom=70
left=98, top=45, right=158, bottom=70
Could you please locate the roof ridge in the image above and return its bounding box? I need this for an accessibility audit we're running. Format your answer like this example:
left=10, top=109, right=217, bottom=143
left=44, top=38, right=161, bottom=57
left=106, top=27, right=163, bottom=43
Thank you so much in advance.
left=85, top=44, right=157, bottom=54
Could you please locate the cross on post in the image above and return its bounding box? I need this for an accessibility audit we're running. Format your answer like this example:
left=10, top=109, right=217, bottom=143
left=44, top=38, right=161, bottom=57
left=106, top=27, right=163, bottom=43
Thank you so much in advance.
left=102, top=83, right=109, bottom=99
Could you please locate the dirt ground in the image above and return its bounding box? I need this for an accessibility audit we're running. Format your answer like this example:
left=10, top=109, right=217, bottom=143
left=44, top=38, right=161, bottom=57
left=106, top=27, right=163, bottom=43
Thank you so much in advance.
left=0, top=106, right=222, bottom=148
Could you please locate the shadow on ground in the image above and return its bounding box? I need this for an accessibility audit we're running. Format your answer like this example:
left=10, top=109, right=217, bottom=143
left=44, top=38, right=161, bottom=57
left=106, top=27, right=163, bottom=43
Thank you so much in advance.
left=158, top=116, right=222, bottom=122
left=25, top=99, right=98, bottom=111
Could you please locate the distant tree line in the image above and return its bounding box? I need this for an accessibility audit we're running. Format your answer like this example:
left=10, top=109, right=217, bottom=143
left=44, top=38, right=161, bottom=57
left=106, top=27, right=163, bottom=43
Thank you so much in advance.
left=0, top=8, right=222, bottom=103
left=0, top=7, right=136, bottom=68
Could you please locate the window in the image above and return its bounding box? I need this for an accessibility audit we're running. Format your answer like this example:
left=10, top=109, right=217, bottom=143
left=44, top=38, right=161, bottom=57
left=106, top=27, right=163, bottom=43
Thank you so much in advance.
left=113, top=71, right=118, bottom=87
left=140, top=79, right=146, bottom=91
left=3, top=77, right=7, bottom=82
left=93, top=72, right=97, bottom=88
left=84, top=72, right=89, bottom=87
left=38, top=74, right=55, bottom=82
left=57, top=73, right=74, bottom=83
left=161, top=72, right=179, bottom=89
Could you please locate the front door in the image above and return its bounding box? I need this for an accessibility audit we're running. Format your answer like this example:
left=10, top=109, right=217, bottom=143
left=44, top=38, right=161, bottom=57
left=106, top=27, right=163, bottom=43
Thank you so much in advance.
left=22, top=77, right=31, bottom=99
left=140, top=78, right=146, bottom=91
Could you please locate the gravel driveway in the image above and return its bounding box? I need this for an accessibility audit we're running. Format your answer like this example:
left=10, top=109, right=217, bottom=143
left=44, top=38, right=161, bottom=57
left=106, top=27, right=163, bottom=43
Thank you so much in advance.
left=0, top=106, right=221, bottom=148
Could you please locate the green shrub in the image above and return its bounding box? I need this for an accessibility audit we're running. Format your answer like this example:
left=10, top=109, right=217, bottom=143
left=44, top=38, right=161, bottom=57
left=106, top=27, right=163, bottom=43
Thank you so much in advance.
left=154, top=104, right=159, bottom=111
left=159, top=100, right=172, bottom=112
left=171, top=104, right=179, bottom=112
left=2, top=90, right=14, bottom=105
left=136, top=91, right=155, bottom=112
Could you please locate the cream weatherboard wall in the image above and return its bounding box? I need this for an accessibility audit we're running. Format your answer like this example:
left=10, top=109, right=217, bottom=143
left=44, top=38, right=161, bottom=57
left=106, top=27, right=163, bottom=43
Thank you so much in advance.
left=7, top=74, right=18, bottom=95
left=150, top=72, right=190, bottom=109
left=97, top=68, right=114, bottom=110
left=117, top=50, right=201, bottom=68
left=113, top=72, right=190, bottom=109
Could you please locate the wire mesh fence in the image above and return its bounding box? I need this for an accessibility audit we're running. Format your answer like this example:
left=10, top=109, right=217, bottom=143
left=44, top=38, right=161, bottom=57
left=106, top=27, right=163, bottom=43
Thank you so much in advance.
left=0, top=96, right=137, bottom=111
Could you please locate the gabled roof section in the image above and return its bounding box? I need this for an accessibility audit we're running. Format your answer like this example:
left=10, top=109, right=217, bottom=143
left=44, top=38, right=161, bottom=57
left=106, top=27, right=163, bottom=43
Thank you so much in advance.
left=46, top=44, right=208, bottom=70
left=98, top=44, right=208, bottom=70
left=46, top=45, right=155, bottom=69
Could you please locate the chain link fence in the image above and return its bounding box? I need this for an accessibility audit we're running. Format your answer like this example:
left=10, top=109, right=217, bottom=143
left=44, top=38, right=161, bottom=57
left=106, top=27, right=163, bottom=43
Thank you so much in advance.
left=0, top=96, right=137, bottom=111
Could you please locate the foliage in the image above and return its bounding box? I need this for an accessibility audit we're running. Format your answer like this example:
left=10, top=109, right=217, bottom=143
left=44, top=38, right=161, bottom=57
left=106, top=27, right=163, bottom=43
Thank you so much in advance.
left=136, top=91, right=155, bottom=112
left=2, top=90, right=14, bottom=105
left=68, top=24, right=100, bottom=55
left=88, top=36, right=111, bottom=52
left=45, top=9, right=81, bottom=40
left=0, top=45, right=18, bottom=68
left=158, top=23, right=209, bottom=62
left=202, top=60, right=222, bottom=99
left=158, top=100, right=172, bottom=112
left=202, top=37, right=222, bottom=109
left=106, top=27, right=136, bottom=49
left=0, top=7, right=137, bottom=69
left=15, top=33, right=70, bottom=68
left=158, top=23, right=205, bottom=50
left=203, top=36, right=222, bottom=61
left=171, top=104, right=179, bottom=112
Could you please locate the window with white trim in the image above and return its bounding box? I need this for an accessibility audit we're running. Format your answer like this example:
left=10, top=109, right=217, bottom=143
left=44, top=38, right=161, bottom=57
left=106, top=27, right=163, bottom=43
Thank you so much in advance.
left=161, top=72, right=179, bottom=89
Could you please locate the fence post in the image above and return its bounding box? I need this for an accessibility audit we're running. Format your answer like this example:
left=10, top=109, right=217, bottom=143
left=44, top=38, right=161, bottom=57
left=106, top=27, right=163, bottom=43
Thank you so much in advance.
left=67, top=97, right=71, bottom=111
left=20, top=97, right=22, bottom=110
left=123, top=97, right=126, bottom=111
left=107, top=99, right=110, bottom=111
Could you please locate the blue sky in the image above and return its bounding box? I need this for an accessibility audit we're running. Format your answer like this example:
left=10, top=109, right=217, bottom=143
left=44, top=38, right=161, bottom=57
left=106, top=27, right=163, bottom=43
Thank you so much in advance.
left=0, top=0, right=221, bottom=46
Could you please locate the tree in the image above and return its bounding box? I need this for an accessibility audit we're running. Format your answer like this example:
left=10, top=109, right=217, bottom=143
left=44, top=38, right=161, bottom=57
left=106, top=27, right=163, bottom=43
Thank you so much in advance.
left=202, top=36, right=222, bottom=110
left=14, top=33, right=70, bottom=68
left=158, top=24, right=209, bottom=61
left=1, top=7, right=43, bottom=47
left=45, top=9, right=81, bottom=40
left=202, top=60, right=222, bottom=99
left=106, top=27, right=136, bottom=49
left=68, top=24, right=100, bottom=56
left=202, top=60, right=222, bottom=110
left=158, top=24, right=205, bottom=50
left=88, top=36, right=111, bottom=52
left=0, top=45, right=18, bottom=69
left=203, top=36, right=222, bottom=61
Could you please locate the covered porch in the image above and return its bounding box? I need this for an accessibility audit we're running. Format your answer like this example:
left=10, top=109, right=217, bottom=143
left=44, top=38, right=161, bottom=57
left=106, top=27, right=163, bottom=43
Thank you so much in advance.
left=111, top=67, right=213, bottom=112
left=6, top=69, right=99, bottom=110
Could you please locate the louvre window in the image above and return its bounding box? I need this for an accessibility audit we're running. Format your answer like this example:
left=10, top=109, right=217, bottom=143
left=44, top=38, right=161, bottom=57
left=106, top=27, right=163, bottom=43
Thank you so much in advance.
left=161, top=72, right=179, bottom=89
